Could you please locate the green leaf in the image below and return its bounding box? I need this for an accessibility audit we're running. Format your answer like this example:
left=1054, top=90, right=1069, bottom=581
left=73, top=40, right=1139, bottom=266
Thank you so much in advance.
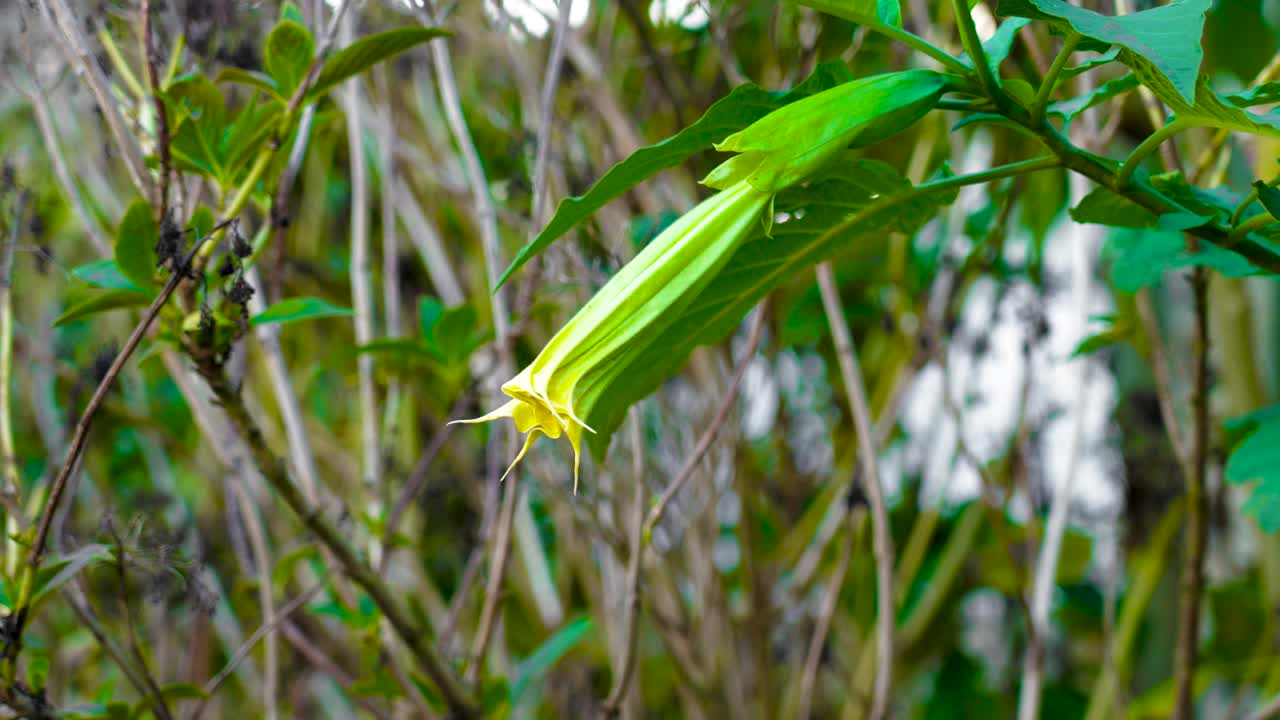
left=281, top=1, right=305, bottom=24
left=166, top=75, right=229, bottom=179
left=1124, top=52, right=1280, bottom=139
left=115, top=199, right=159, bottom=291
left=213, top=67, right=282, bottom=99
left=264, top=20, right=314, bottom=98
left=584, top=160, right=958, bottom=457
left=1226, top=416, right=1280, bottom=531
left=981, top=18, right=1032, bottom=72
left=1049, top=74, right=1138, bottom=123
left=1253, top=181, right=1280, bottom=220
left=1103, top=227, right=1260, bottom=292
left=71, top=260, right=142, bottom=293
left=795, top=0, right=903, bottom=29
left=1069, top=187, right=1157, bottom=229
left=1226, top=82, right=1280, bottom=108
left=994, top=0, right=1211, bottom=104
left=53, top=289, right=151, bottom=327
left=31, top=544, right=112, bottom=610
left=249, top=297, right=353, bottom=326
left=498, top=61, right=856, bottom=288
left=307, top=26, right=450, bottom=103
left=510, top=616, right=594, bottom=705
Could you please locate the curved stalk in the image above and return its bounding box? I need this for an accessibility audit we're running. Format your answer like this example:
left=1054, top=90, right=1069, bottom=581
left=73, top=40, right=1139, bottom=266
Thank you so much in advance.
left=1031, top=33, right=1080, bottom=127
left=1117, top=119, right=1191, bottom=187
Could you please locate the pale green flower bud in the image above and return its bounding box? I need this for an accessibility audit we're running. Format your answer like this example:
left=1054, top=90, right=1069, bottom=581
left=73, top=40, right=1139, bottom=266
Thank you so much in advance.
left=703, top=69, right=947, bottom=193
left=455, top=179, right=772, bottom=489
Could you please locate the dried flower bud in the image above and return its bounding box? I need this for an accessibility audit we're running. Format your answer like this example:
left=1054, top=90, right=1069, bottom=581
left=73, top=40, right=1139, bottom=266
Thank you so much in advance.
left=217, top=254, right=238, bottom=277
left=155, top=212, right=184, bottom=269
left=227, top=276, right=254, bottom=306
left=198, top=304, right=215, bottom=334
left=231, top=225, right=252, bottom=259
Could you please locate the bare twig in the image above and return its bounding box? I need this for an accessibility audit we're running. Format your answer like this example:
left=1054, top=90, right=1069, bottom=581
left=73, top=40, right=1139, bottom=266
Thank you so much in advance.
left=1173, top=267, right=1210, bottom=720
left=339, top=10, right=383, bottom=564
left=602, top=411, right=647, bottom=716
left=40, top=0, right=153, bottom=201
left=643, top=300, right=768, bottom=540
left=140, top=0, right=170, bottom=219
left=195, top=579, right=327, bottom=716
left=229, top=478, right=279, bottom=720
left=465, top=471, right=519, bottom=687
left=816, top=262, right=894, bottom=720
left=195, top=365, right=478, bottom=718
left=0, top=191, right=26, bottom=577
left=798, top=510, right=857, bottom=720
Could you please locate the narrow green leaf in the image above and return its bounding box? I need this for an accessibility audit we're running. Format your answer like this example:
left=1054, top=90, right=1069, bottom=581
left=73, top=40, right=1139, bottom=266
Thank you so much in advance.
left=71, top=260, right=142, bottom=293
left=250, top=297, right=353, bottom=326
left=53, top=289, right=151, bottom=327
left=264, top=20, right=314, bottom=98
left=115, top=198, right=159, bottom=291
left=510, top=616, right=594, bottom=704
left=995, top=0, right=1211, bottom=104
left=498, top=61, right=856, bottom=288
left=281, top=1, right=305, bottom=24
left=1226, top=82, right=1280, bottom=108
left=981, top=18, right=1032, bottom=72
left=1124, top=53, right=1280, bottom=140
left=306, top=26, right=450, bottom=103
left=1069, top=187, right=1157, bottom=229
left=31, top=544, right=112, bottom=607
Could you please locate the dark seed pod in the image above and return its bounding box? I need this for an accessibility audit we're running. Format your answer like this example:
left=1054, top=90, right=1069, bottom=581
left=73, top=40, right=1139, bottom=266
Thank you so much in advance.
left=155, top=212, right=184, bottom=268
left=231, top=225, right=252, bottom=259
left=198, top=304, right=215, bottom=334
left=217, top=254, right=237, bottom=277
left=227, top=275, right=254, bottom=306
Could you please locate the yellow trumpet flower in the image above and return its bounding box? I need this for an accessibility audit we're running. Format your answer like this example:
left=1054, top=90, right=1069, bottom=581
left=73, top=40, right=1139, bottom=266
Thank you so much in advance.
left=455, top=179, right=772, bottom=489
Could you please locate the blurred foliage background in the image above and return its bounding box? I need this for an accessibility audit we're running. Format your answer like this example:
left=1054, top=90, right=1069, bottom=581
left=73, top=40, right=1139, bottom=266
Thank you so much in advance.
left=2, top=0, right=1280, bottom=718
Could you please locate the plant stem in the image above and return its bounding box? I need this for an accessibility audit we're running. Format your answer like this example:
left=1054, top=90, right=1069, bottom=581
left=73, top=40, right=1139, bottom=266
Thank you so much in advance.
left=1117, top=120, right=1189, bottom=187
left=196, top=362, right=479, bottom=718
left=0, top=192, right=24, bottom=580
left=817, top=262, right=894, bottom=720
left=1230, top=212, right=1278, bottom=244
left=140, top=0, right=171, bottom=220
left=877, top=22, right=971, bottom=76
left=951, top=0, right=1002, bottom=107
left=1031, top=32, right=1080, bottom=127
left=1173, top=267, right=1211, bottom=720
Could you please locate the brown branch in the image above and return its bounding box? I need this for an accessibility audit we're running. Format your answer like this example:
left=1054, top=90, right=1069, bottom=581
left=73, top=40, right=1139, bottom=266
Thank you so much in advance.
left=464, top=470, right=519, bottom=687
left=816, top=261, right=894, bottom=720
left=195, top=363, right=478, bottom=718
left=797, top=510, right=857, bottom=720
left=140, top=0, right=170, bottom=220
left=643, top=299, right=768, bottom=540
left=1173, top=267, right=1210, bottom=720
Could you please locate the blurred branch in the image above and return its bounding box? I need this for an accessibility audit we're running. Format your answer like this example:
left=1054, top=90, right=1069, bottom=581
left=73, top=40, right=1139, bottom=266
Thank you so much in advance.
left=816, top=262, right=894, bottom=720
left=194, top=361, right=479, bottom=718
left=644, top=300, right=768, bottom=541
left=39, top=0, right=153, bottom=202
left=0, top=191, right=25, bottom=577
left=602, top=411, right=647, bottom=717
left=798, top=511, right=857, bottom=720
left=140, top=0, right=170, bottom=219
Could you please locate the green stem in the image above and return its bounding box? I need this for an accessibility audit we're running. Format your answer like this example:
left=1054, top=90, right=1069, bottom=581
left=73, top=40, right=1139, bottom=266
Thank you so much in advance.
left=1229, top=212, right=1278, bottom=245
left=951, top=0, right=1003, bottom=107
left=918, top=155, right=1063, bottom=194
left=96, top=29, right=146, bottom=101
left=1031, top=33, right=1080, bottom=127
left=874, top=23, right=971, bottom=76
left=1117, top=119, right=1190, bottom=187
left=1232, top=189, right=1260, bottom=226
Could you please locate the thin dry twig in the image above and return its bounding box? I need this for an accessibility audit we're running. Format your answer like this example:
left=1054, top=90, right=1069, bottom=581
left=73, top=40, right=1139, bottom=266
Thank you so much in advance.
left=602, top=411, right=647, bottom=716
left=816, top=261, right=894, bottom=720
left=797, top=509, right=857, bottom=720
left=140, top=0, right=170, bottom=219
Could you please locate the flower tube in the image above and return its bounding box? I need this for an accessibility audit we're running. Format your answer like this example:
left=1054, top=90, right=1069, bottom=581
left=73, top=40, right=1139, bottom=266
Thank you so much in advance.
left=455, top=179, right=772, bottom=489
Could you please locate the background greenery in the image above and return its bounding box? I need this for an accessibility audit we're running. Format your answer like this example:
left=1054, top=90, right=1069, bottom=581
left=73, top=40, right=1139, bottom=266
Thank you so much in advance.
left=2, top=0, right=1280, bottom=718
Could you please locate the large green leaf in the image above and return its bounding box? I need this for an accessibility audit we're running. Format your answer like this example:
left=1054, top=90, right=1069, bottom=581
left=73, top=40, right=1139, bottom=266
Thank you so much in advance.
left=307, top=26, right=450, bottom=103
left=166, top=75, right=229, bottom=180
left=114, top=199, right=159, bottom=292
left=497, top=61, right=856, bottom=288
left=583, top=160, right=958, bottom=457
left=1125, top=52, right=1280, bottom=139
left=1226, top=415, right=1280, bottom=531
left=250, top=297, right=353, bottom=326
left=995, top=0, right=1211, bottom=104
left=264, top=20, right=314, bottom=98
left=1049, top=74, right=1139, bottom=124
